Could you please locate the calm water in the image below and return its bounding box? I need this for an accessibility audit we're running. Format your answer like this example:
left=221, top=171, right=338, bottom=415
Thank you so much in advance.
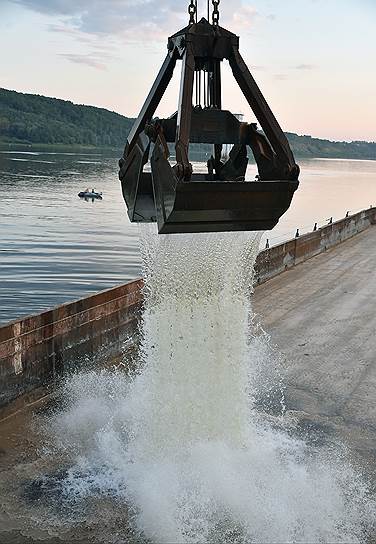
left=0, top=150, right=375, bottom=324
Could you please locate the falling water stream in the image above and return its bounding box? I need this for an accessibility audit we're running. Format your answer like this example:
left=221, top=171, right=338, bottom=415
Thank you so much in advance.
left=1, top=228, right=375, bottom=542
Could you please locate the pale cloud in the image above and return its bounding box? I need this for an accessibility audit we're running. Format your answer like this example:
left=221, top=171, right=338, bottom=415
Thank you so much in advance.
left=12, top=0, right=259, bottom=70
left=229, top=4, right=258, bottom=30
left=12, top=0, right=258, bottom=41
left=11, top=0, right=187, bottom=42
left=59, top=51, right=114, bottom=70
left=294, top=63, right=316, bottom=70
left=12, top=0, right=95, bottom=15
left=48, top=22, right=118, bottom=67
left=249, top=65, right=266, bottom=71
left=47, top=23, right=99, bottom=44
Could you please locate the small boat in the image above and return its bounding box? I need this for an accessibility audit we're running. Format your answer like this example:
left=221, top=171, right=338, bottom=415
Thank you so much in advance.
left=78, top=190, right=103, bottom=200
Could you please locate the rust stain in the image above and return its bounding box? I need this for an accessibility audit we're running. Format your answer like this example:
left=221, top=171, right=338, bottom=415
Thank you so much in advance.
left=12, top=322, right=23, bottom=375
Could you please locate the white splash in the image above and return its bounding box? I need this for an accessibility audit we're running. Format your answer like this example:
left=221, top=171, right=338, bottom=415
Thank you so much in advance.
left=49, top=227, right=374, bottom=543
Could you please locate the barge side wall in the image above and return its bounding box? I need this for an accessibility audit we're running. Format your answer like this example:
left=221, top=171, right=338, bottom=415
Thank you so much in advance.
left=1, top=208, right=375, bottom=413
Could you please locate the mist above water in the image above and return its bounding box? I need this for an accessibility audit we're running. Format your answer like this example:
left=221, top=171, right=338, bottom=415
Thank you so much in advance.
left=41, top=228, right=375, bottom=542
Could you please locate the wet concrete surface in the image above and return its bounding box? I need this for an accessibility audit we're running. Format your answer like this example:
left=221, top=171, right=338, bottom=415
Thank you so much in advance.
left=0, top=394, right=139, bottom=543
left=254, top=226, right=376, bottom=473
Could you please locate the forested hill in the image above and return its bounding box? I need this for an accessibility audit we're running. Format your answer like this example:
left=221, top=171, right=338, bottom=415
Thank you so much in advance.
left=0, top=88, right=133, bottom=148
left=0, top=87, right=375, bottom=160
left=286, top=132, right=376, bottom=161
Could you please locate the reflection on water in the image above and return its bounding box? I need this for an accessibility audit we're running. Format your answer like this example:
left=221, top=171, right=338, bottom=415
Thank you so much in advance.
left=263, top=157, right=376, bottom=247
left=0, top=149, right=140, bottom=324
left=0, top=149, right=376, bottom=324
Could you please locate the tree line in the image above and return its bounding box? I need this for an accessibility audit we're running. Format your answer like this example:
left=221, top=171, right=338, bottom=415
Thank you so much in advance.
left=0, top=88, right=133, bottom=147
left=0, top=87, right=375, bottom=160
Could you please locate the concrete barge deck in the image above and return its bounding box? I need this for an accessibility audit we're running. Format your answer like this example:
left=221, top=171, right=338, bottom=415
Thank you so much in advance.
left=254, top=225, right=376, bottom=462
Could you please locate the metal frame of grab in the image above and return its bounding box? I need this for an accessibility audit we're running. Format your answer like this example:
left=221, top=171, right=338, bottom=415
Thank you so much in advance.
left=119, top=2, right=299, bottom=234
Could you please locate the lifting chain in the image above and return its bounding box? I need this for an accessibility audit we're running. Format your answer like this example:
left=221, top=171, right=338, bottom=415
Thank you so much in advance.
left=188, top=0, right=197, bottom=24
left=212, top=0, right=220, bottom=26
left=188, top=0, right=220, bottom=26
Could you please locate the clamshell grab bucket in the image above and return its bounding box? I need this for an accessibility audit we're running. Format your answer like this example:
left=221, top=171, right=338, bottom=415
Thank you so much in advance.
left=119, top=17, right=300, bottom=234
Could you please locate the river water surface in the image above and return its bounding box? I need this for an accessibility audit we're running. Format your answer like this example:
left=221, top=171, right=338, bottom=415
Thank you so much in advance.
left=1, top=150, right=376, bottom=323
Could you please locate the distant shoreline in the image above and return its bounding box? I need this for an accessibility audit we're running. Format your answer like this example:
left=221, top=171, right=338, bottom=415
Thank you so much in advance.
left=1, top=142, right=375, bottom=164
left=1, top=88, right=375, bottom=162
left=0, top=141, right=119, bottom=154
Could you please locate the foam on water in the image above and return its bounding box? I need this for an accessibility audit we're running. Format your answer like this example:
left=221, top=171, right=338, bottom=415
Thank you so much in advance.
left=42, top=227, right=374, bottom=542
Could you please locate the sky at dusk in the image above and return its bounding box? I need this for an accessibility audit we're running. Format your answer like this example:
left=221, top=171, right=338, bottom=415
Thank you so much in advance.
left=0, top=0, right=375, bottom=142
